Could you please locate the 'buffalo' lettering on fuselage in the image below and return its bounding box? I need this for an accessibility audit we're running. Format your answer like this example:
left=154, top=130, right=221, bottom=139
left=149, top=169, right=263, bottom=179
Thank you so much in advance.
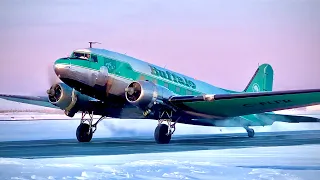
left=149, top=65, right=197, bottom=89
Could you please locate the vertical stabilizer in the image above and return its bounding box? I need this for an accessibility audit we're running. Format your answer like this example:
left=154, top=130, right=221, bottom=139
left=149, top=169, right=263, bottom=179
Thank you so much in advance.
left=243, top=64, right=273, bottom=92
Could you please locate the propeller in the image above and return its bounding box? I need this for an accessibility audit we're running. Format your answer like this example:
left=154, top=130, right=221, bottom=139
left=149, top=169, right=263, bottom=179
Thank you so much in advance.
left=47, top=64, right=61, bottom=86
left=125, top=82, right=142, bottom=101
left=30, top=63, right=62, bottom=97
left=46, top=63, right=62, bottom=101
left=47, top=84, right=62, bottom=103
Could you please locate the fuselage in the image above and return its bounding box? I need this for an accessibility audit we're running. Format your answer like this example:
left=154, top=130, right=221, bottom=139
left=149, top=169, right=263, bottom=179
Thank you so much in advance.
left=54, top=48, right=237, bottom=104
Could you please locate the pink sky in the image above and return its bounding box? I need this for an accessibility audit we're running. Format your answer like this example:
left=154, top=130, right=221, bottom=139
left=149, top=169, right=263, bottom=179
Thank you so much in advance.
left=0, top=0, right=320, bottom=95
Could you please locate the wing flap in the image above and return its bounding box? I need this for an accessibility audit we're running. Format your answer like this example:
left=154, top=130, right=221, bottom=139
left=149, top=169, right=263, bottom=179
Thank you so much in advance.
left=169, top=89, right=320, bottom=118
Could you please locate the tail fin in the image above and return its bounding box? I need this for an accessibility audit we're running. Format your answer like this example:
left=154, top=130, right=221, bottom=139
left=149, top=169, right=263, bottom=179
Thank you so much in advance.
left=243, top=64, right=274, bottom=92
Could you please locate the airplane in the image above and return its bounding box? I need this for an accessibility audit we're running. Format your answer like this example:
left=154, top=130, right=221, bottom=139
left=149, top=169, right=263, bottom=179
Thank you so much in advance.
left=1, top=43, right=320, bottom=144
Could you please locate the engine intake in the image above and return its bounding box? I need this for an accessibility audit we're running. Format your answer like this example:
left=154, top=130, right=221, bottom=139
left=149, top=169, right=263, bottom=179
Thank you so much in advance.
left=47, top=82, right=93, bottom=117
left=125, top=80, right=175, bottom=110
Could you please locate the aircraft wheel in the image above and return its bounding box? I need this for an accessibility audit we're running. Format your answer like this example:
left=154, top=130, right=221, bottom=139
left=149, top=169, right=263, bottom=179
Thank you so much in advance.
left=154, top=124, right=171, bottom=144
left=247, top=128, right=255, bottom=138
left=76, top=123, right=93, bottom=142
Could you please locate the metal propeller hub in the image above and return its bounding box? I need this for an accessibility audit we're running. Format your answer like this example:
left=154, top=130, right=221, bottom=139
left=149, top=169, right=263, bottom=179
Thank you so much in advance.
left=125, top=82, right=142, bottom=102
left=47, top=84, right=62, bottom=103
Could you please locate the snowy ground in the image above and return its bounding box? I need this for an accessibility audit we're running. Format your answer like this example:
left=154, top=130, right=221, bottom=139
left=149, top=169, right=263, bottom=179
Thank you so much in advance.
left=1, top=144, right=320, bottom=180
left=0, top=112, right=320, bottom=179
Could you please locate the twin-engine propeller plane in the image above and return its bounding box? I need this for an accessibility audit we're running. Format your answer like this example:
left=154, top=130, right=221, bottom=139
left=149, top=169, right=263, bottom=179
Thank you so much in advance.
left=1, top=43, right=320, bottom=144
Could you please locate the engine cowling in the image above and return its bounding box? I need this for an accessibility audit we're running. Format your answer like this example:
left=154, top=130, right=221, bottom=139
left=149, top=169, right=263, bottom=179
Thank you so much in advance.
left=125, top=80, right=175, bottom=110
left=47, top=82, right=93, bottom=117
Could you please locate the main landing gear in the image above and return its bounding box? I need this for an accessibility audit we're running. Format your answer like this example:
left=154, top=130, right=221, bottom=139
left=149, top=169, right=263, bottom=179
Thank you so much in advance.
left=244, top=126, right=255, bottom=138
left=153, top=111, right=179, bottom=144
left=76, top=111, right=105, bottom=142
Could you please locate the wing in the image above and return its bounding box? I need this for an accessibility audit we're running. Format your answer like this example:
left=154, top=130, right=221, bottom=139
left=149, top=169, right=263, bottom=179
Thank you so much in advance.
left=0, top=94, right=58, bottom=109
left=169, top=89, right=320, bottom=118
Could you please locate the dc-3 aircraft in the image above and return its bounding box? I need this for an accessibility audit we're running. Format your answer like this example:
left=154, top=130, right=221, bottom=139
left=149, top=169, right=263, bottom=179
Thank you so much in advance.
left=1, top=43, right=320, bottom=144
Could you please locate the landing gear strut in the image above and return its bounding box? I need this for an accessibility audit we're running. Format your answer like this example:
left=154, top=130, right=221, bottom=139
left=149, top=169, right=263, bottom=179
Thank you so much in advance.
left=76, top=111, right=105, bottom=142
left=153, top=110, right=178, bottom=144
left=244, top=126, right=255, bottom=138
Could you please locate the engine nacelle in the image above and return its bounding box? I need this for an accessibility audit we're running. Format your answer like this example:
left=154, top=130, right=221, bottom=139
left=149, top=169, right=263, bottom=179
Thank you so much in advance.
left=125, top=80, right=175, bottom=110
left=47, top=82, right=93, bottom=117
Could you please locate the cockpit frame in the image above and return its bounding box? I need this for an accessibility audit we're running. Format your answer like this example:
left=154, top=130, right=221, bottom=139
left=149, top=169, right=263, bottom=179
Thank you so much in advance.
left=70, top=49, right=98, bottom=63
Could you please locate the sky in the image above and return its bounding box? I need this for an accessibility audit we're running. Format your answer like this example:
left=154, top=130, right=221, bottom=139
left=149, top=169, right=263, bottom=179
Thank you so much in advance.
left=0, top=0, right=320, bottom=96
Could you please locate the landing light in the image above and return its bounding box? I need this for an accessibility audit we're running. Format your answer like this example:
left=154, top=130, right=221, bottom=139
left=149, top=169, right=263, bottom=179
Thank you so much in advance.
left=203, top=94, right=215, bottom=101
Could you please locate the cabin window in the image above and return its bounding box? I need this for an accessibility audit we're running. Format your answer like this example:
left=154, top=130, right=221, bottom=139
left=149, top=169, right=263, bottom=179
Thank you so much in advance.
left=91, top=54, right=98, bottom=62
left=186, top=90, right=192, bottom=95
left=176, top=86, right=180, bottom=93
left=164, top=82, right=169, bottom=88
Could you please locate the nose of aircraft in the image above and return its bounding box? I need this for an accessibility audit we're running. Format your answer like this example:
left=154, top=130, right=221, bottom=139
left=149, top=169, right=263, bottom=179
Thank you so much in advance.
left=53, top=58, right=71, bottom=78
left=52, top=58, right=95, bottom=88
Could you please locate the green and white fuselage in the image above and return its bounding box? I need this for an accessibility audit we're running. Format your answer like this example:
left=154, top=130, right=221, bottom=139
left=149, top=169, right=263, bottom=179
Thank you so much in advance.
left=54, top=48, right=253, bottom=124
left=55, top=48, right=233, bottom=97
left=1, top=47, right=320, bottom=144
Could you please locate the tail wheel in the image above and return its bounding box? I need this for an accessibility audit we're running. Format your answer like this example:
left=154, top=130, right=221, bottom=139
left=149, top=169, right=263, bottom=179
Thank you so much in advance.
left=247, top=128, right=255, bottom=138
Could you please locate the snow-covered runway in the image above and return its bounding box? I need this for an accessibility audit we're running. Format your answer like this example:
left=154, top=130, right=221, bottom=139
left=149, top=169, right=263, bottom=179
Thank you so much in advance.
left=0, top=114, right=320, bottom=179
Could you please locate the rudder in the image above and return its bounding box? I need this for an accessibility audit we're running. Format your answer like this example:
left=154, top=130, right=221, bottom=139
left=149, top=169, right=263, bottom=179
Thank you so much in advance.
left=243, top=64, right=273, bottom=92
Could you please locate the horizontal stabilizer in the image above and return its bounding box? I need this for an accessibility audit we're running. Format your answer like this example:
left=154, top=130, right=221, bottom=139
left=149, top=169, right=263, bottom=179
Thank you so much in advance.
left=258, top=113, right=320, bottom=123
left=169, top=89, right=320, bottom=118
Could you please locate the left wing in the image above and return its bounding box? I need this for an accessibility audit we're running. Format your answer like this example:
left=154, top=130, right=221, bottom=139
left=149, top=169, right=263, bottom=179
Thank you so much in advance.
left=169, top=89, right=320, bottom=118
left=0, top=94, right=58, bottom=109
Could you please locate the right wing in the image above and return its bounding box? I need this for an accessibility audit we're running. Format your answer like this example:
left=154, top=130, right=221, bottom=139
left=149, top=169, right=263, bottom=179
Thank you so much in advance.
left=169, top=89, right=320, bottom=118
left=0, top=94, right=58, bottom=109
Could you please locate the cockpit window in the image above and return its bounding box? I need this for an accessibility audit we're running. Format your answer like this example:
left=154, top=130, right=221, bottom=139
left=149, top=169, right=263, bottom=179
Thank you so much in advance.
left=69, top=50, right=98, bottom=63
left=71, top=52, right=90, bottom=60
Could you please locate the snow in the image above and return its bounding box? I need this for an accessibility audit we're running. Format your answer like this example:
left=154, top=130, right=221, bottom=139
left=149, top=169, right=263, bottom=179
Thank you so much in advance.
left=0, top=145, right=319, bottom=180
left=0, top=101, right=319, bottom=179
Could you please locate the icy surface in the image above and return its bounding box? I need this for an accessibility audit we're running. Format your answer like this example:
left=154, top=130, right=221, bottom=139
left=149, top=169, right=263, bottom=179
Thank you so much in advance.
left=0, top=145, right=319, bottom=180
left=0, top=111, right=319, bottom=179
left=1, top=113, right=320, bottom=142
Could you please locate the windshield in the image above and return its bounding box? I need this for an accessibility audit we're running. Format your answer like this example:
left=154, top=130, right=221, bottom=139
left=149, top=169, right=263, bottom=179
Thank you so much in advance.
left=71, top=52, right=90, bottom=60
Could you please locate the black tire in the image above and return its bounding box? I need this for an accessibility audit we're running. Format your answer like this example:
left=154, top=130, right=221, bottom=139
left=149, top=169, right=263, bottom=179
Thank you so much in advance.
left=247, top=128, right=255, bottom=138
left=76, top=123, right=93, bottom=142
left=154, top=124, right=171, bottom=144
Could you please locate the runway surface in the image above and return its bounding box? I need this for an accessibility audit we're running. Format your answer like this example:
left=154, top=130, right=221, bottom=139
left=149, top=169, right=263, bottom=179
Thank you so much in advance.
left=1, top=130, right=320, bottom=159
left=0, top=116, right=320, bottom=179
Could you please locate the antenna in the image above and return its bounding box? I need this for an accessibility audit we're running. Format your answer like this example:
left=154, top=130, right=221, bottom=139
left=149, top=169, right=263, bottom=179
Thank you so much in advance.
left=88, top=41, right=101, bottom=48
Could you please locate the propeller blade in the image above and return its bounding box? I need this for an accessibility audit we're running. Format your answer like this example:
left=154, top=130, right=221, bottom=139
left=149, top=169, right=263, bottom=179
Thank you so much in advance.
left=47, top=64, right=61, bottom=86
